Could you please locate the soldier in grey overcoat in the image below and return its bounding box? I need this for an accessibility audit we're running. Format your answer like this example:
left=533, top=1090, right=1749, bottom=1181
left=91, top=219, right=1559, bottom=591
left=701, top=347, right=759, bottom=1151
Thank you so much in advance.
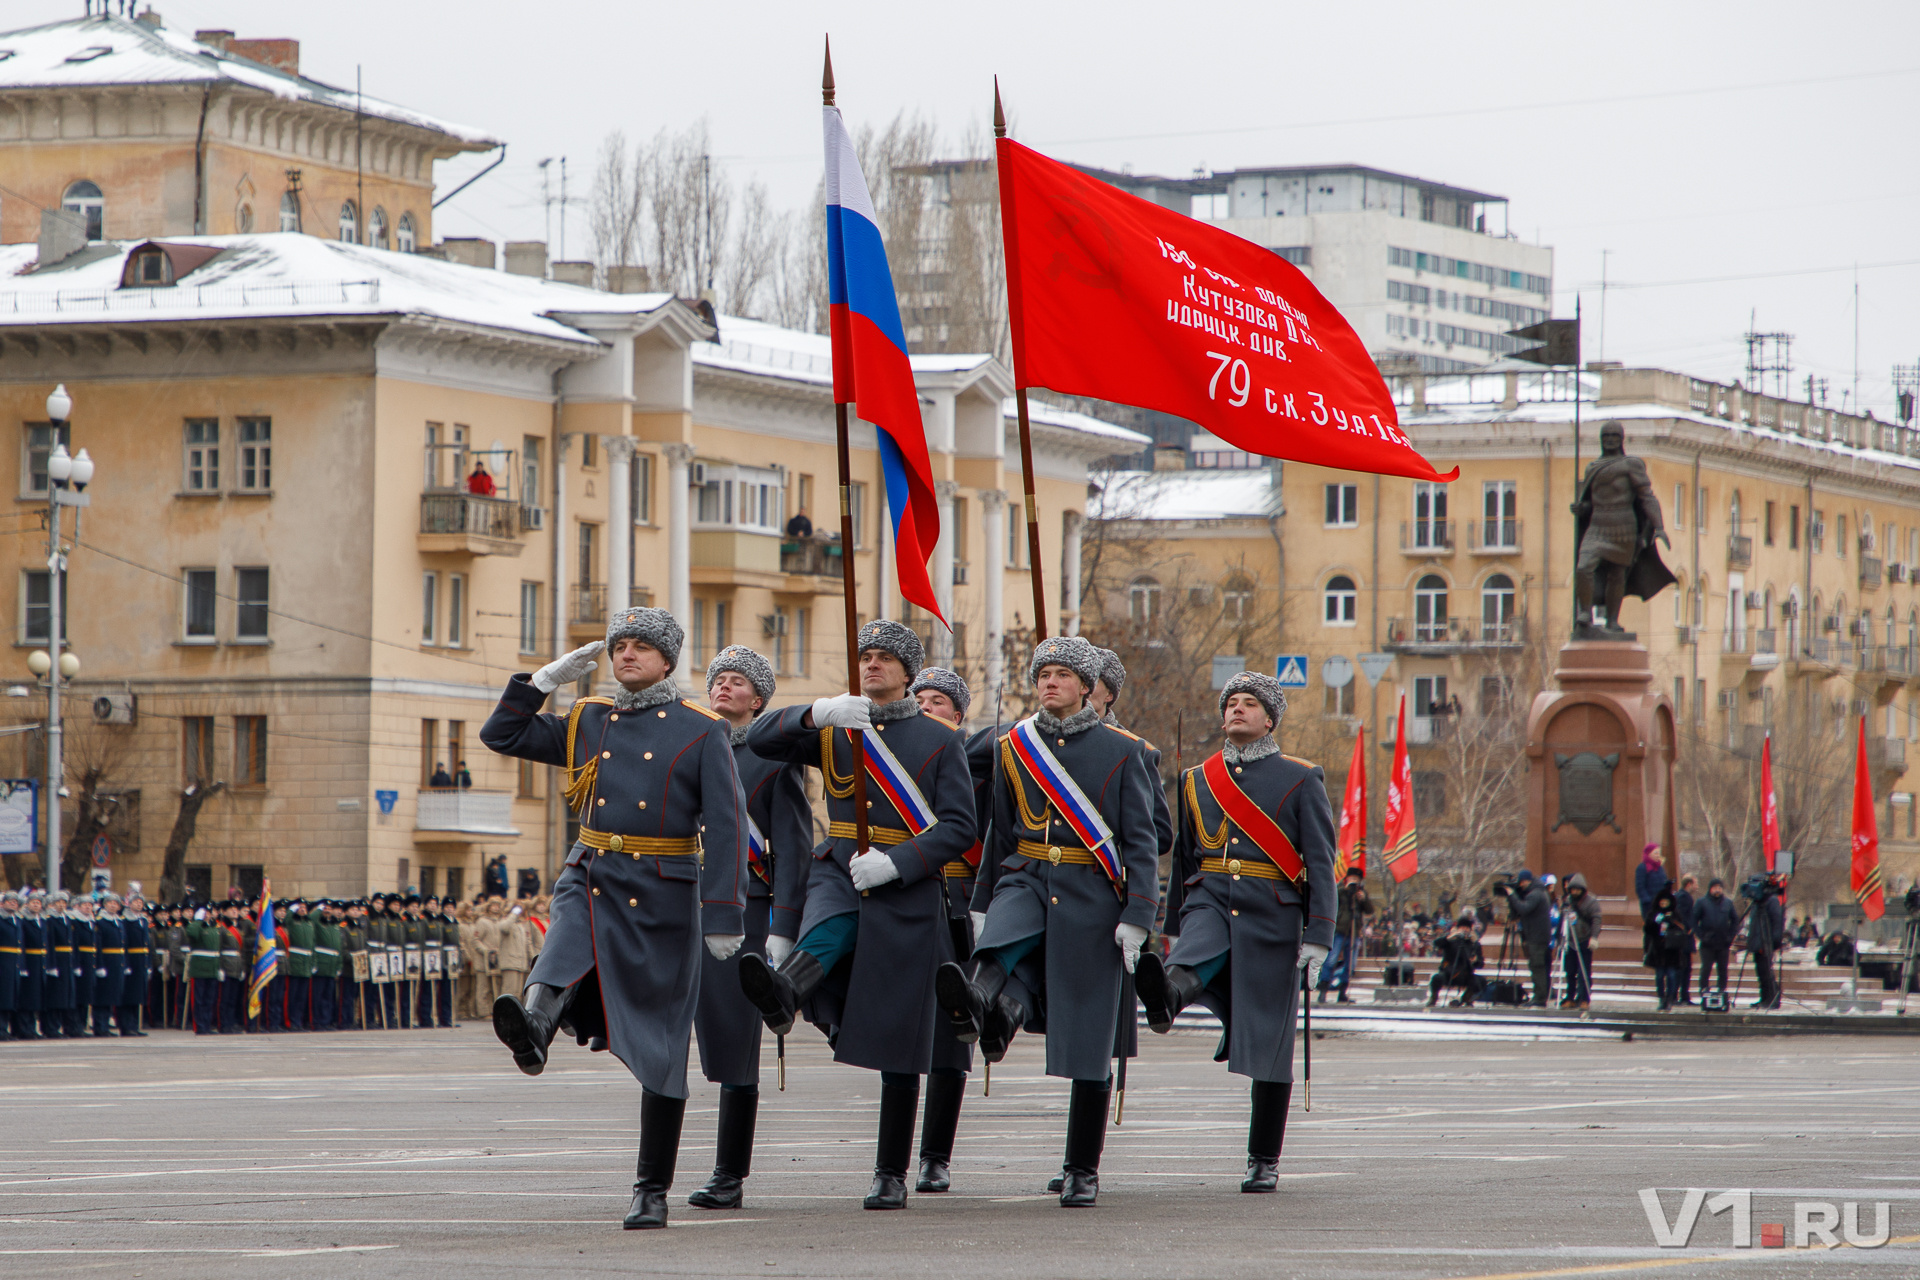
left=736, top=620, right=976, bottom=1211
left=481, top=607, right=749, bottom=1231
left=937, top=635, right=1161, bottom=1208
left=685, top=646, right=812, bottom=1212
left=1135, top=671, right=1337, bottom=1193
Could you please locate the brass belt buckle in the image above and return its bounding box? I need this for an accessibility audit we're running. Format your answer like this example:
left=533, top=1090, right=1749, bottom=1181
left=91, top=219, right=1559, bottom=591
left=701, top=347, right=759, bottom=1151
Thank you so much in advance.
left=608, top=834, right=624, bottom=854
left=1048, top=846, right=1062, bottom=865
left=1227, top=858, right=1242, bottom=877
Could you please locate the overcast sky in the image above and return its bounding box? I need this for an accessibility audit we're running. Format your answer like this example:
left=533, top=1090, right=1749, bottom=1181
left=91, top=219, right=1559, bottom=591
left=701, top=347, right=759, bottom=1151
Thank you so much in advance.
left=25, top=0, right=1919, bottom=417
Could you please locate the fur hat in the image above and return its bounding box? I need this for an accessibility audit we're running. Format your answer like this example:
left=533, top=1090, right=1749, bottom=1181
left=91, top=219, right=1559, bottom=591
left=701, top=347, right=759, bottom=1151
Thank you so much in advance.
left=706, top=644, right=775, bottom=707
left=857, top=618, right=924, bottom=680
left=606, top=606, right=684, bottom=672
left=909, top=666, right=972, bottom=720
left=1096, top=647, right=1126, bottom=699
left=1027, top=634, right=1103, bottom=690
left=1219, top=670, right=1287, bottom=725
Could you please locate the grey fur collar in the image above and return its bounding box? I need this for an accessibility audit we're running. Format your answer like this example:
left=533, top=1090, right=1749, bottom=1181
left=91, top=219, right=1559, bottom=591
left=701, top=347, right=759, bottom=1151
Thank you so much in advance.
left=729, top=724, right=752, bottom=746
left=1223, top=735, right=1279, bottom=764
left=1100, top=710, right=1122, bottom=728
left=871, top=696, right=920, bottom=723
left=1035, top=705, right=1103, bottom=738
left=612, top=680, right=679, bottom=712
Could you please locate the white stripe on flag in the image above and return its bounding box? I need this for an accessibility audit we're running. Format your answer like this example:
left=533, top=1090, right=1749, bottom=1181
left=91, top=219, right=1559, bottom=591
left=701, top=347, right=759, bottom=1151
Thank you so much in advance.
left=822, top=106, right=878, bottom=225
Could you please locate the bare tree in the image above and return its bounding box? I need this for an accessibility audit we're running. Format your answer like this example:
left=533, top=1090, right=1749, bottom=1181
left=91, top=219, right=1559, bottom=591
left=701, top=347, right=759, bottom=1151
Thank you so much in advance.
left=159, top=781, right=226, bottom=905
left=642, top=120, right=731, bottom=301
left=588, top=130, right=646, bottom=281
left=56, top=719, right=130, bottom=893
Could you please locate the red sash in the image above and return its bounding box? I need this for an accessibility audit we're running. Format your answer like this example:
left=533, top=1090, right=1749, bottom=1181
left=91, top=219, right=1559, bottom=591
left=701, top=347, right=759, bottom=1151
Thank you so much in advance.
left=1199, top=752, right=1305, bottom=883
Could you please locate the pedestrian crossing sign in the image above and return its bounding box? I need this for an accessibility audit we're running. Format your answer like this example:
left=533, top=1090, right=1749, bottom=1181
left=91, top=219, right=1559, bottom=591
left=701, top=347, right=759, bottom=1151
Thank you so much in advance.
left=1275, top=655, right=1309, bottom=687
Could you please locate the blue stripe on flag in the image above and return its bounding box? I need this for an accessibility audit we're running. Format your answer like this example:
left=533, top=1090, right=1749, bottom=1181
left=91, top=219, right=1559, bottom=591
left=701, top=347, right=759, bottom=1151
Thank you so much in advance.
left=828, top=204, right=910, bottom=353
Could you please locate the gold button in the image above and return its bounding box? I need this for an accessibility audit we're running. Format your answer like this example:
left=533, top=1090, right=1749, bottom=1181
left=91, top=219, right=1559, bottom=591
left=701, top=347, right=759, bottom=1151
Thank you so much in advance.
left=1057, top=738, right=1066, bottom=747
left=1227, top=859, right=1242, bottom=875
left=608, top=835, right=624, bottom=853
left=1049, top=847, right=1062, bottom=865
left=597, top=849, right=605, bottom=857
left=867, top=800, right=874, bottom=809
left=658, top=710, right=668, bottom=719
left=1232, top=908, right=1240, bottom=917
left=632, top=852, right=640, bottom=860
left=598, top=798, right=606, bottom=806
left=592, top=888, right=600, bottom=896
left=644, top=752, right=653, bottom=761
left=1235, top=766, right=1244, bottom=774
left=1230, top=837, right=1239, bottom=845
left=602, top=751, right=612, bottom=760
left=628, top=898, right=637, bottom=907
left=1051, top=896, right=1059, bottom=905
left=610, top=714, right=619, bottom=722
left=638, top=801, right=647, bottom=810
left=877, top=724, right=884, bottom=732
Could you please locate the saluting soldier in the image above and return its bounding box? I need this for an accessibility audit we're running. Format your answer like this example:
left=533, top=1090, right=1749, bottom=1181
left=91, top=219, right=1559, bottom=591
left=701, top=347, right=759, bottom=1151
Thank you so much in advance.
left=0, top=890, right=22, bottom=1040
left=682, top=645, right=811, bottom=1212
left=91, top=895, right=124, bottom=1037
left=483, top=607, right=749, bottom=1231
left=42, top=891, right=75, bottom=1039
left=1135, top=671, right=1336, bottom=1193
left=118, top=894, right=150, bottom=1036
left=736, top=619, right=977, bottom=1211
left=282, top=900, right=314, bottom=1031
left=68, top=894, right=97, bottom=1039
left=15, top=892, right=46, bottom=1039
left=936, top=635, right=1161, bottom=1208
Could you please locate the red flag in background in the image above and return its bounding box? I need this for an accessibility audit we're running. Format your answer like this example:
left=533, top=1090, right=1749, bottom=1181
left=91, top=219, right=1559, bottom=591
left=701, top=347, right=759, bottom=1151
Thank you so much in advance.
left=1851, top=717, right=1886, bottom=920
left=995, top=137, right=1456, bottom=483
left=1759, top=733, right=1781, bottom=872
left=1382, top=695, right=1419, bottom=883
left=1336, top=725, right=1368, bottom=879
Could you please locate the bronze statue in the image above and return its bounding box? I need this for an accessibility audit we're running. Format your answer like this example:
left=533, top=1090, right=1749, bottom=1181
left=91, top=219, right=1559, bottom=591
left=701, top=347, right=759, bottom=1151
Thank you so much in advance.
left=1571, top=421, right=1675, bottom=638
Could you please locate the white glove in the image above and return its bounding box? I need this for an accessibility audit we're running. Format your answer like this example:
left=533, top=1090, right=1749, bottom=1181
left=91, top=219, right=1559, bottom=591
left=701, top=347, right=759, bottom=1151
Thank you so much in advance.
left=849, top=849, right=901, bottom=891
left=704, top=933, right=745, bottom=961
left=970, top=911, right=988, bottom=941
left=1298, top=941, right=1330, bottom=985
left=193, top=908, right=207, bottom=922
left=533, top=641, right=605, bottom=694
left=766, top=934, right=795, bottom=967
left=810, top=692, right=874, bottom=730
left=1115, top=923, right=1148, bottom=973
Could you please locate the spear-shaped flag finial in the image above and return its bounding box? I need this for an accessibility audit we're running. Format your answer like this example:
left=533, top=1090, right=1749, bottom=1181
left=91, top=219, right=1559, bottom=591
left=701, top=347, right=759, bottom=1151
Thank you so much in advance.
left=823, top=35, right=835, bottom=106
left=993, top=75, right=1005, bottom=138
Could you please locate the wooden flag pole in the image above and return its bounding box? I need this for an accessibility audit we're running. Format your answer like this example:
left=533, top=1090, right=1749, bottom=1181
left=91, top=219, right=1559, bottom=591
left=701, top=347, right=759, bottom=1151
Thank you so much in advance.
left=995, top=79, right=1050, bottom=641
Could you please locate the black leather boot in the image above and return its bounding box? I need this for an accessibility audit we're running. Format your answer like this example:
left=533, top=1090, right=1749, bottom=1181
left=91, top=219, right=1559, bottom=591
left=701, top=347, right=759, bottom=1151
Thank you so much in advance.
left=738, top=950, right=823, bottom=1036
left=1242, top=1080, right=1291, bottom=1193
left=934, top=956, right=1007, bottom=1045
left=1058, top=1078, right=1110, bottom=1207
left=864, top=1076, right=919, bottom=1209
left=1135, top=952, right=1205, bottom=1034
left=688, top=1087, right=757, bottom=1209
left=492, top=981, right=574, bottom=1076
left=980, top=990, right=1027, bottom=1064
left=915, top=1072, right=965, bottom=1192
left=625, top=1088, right=686, bottom=1229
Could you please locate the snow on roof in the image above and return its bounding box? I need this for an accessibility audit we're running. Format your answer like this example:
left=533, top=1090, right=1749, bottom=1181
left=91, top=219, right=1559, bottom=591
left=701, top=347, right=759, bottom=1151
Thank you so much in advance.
left=694, top=314, right=992, bottom=387
left=0, top=16, right=496, bottom=146
left=1095, top=468, right=1279, bottom=523
left=1012, top=399, right=1153, bottom=448
left=0, top=235, right=675, bottom=347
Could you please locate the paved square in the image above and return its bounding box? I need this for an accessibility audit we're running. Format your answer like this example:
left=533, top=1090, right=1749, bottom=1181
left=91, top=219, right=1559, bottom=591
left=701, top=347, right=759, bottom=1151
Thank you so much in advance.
left=4, top=1025, right=1918, bottom=1279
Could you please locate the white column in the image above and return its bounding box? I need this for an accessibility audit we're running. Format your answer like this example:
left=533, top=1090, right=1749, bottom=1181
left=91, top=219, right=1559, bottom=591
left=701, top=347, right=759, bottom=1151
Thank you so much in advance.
left=981, top=489, right=1007, bottom=706
left=663, top=442, right=695, bottom=625
left=605, top=436, right=635, bottom=614
left=1062, top=510, right=1084, bottom=636
left=933, top=479, right=959, bottom=663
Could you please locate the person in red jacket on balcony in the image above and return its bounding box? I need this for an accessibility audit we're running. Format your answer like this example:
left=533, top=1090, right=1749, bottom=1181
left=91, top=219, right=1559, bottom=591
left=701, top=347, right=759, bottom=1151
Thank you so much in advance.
left=467, top=461, right=496, bottom=497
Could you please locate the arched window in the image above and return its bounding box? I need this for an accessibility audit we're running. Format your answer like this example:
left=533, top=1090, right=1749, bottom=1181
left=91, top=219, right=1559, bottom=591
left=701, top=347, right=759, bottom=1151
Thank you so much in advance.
left=1887, top=606, right=1898, bottom=649
left=1786, top=587, right=1801, bottom=657
left=279, top=190, right=301, bottom=233
left=1908, top=607, right=1918, bottom=654
left=396, top=212, right=416, bottom=253
left=235, top=202, right=254, bottom=233
left=1729, top=489, right=1742, bottom=532
left=1481, top=573, right=1516, bottom=640
left=1762, top=586, right=1775, bottom=650
left=369, top=206, right=388, bottom=251
left=62, top=180, right=104, bottom=241
left=1323, top=575, right=1357, bottom=625
left=1414, top=573, right=1449, bottom=642
left=338, top=200, right=358, bottom=244
left=1128, top=576, right=1161, bottom=636
left=1673, top=572, right=1687, bottom=626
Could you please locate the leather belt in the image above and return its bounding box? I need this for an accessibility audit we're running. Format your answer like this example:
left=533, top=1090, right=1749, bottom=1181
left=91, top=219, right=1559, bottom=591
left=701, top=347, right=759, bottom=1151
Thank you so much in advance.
left=1201, top=855, right=1285, bottom=881
left=0, top=946, right=18, bottom=953
left=22, top=948, right=44, bottom=955
left=942, top=862, right=974, bottom=879
left=578, top=829, right=700, bottom=856
left=1015, top=839, right=1099, bottom=866
left=98, top=948, right=125, bottom=954
left=827, top=821, right=913, bottom=847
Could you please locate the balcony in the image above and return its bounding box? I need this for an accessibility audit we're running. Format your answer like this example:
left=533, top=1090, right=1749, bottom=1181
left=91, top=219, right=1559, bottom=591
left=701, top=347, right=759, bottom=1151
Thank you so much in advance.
left=1384, top=713, right=1455, bottom=748
left=779, top=536, right=846, bottom=580
left=1726, top=534, right=1752, bottom=569
left=415, top=788, right=521, bottom=842
left=418, top=493, right=523, bottom=556
left=571, top=582, right=607, bottom=625
left=1384, top=615, right=1527, bottom=655
left=1860, top=556, right=1884, bottom=589
left=1399, top=520, right=1455, bottom=555
left=1468, top=518, right=1522, bottom=555
left=1868, top=737, right=1907, bottom=774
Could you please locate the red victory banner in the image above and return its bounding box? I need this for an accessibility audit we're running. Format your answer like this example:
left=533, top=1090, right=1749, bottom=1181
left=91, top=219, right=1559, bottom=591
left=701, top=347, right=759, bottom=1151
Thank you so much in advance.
left=1335, top=724, right=1367, bottom=879
left=1759, top=732, right=1781, bottom=872
left=996, top=137, right=1456, bottom=482
left=1381, top=694, right=1419, bottom=883
left=1850, top=718, right=1886, bottom=920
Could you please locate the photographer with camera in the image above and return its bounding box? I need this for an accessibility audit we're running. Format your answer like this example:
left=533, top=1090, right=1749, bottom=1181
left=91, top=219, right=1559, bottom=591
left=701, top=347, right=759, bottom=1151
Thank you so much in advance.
left=1497, top=870, right=1553, bottom=1007
left=1425, top=914, right=1485, bottom=1008
left=1643, top=887, right=1691, bottom=1011
left=1559, top=874, right=1601, bottom=1009
left=1741, top=872, right=1787, bottom=1010
left=1692, top=878, right=1738, bottom=1001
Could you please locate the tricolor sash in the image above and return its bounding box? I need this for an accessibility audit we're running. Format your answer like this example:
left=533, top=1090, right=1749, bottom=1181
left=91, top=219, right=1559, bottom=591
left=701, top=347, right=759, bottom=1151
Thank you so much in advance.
left=833, top=726, right=939, bottom=837
left=1198, top=751, right=1305, bottom=883
left=1005, top=717, right=1123, bottom=886
left=746, top=813, right=770, bottom=882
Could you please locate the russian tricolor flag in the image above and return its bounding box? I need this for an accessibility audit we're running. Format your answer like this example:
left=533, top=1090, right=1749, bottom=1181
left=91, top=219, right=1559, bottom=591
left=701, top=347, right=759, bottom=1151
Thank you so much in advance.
left=823, top=104, right=946, bottom=626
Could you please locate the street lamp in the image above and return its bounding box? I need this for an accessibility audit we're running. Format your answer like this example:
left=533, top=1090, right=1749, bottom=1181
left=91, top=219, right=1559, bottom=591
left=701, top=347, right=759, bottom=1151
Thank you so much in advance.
left=38, top=383, right=93, bottom=893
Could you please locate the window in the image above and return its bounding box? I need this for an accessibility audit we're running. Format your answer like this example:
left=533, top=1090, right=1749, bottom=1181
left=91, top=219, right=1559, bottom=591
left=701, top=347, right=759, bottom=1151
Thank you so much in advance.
left=1696, top=486, right=1708, bottom=531
left=131, top=248, right=170, bottom=284
left=692, top=599, right=706, bottom=664
left=633, top=452, right=653, bottom=523
left=396, top=213, right=416, bottom=254
left=692, top=464, right=783, bottom=534
left=798, top=474, right=814, bottom=521
left=1323, top=575, right=1357, bottom=625
left=234, top=716, right=267, bottom=787
left=236, top=418, right=270, bottom=490
left=1694, top=678, right=1706, bottom=725
left=184, top=419, right=219, bottom=491
left=279, top=190, right=300, bottom=233
left=1324, top=681, right=1355, bottom=716
left=419, top=866, right=437, bottom=899
left=577, top=523, right=597, bottom=590
left=1324, top=483, right=1358, bottom=527
left=369, top=207, right=388, bottom=250
left=420, top=719, right=438, bottom=787
left=1812, top=509, right=1826, bottom=554
left=580, top=432, right=597, bottom=469
left=848, top=481, right=868, bottom=549
left=338, top=200, right=358, bottom=244
left=1221, top=575, right=1255, bottom=623
left=1838, top=515, right=1848, bottom=559
left=517, top=757, right=542, bottom=799
left=1412, top=481, right=1448, bottom=549
left=1672, top=484, right=1685, bottom=529
left=235, top=568, right=269, bottom=640
left=1673, top=677, right=1685, bottom=720
left=1790, top=504, right=1800, bottom=550
left=519, top=582, right=540, bottom=654
left=22, top=422, right=54, bottom=497
left=1413, top=675, right=1449, bottom=718
left=1482, top=481, right=1517, bottom=548
left=714, top=600, right=731, bottom=651
left=1414, top=574, right=1449, bottom=642
left=1481, top=573, right=1517, bottom=639
left=421, top=572, right=438, bottom=644
left=1764, top=500, right=1776, bottom=546
left=522, top=436, right=542, bottom=510
left=795, top=608, right=809, bottom=675
left=1129, top=576, right=1162, bottom=634
left=447, top=573, right=465, bottom=647
left=1006, top=498, right=1026, bottom=566
left=62, top=180, right=104, bottom=241
left=184, top=568, right=216, bottom=640
left=773, top=606, right=790, bottom=672
left=183, top=716, right=215, bottom=784
left=22, top=569, right=67, bottom=643
left=448, top=721, right=466, bottom=779
left=185, top=864, right=213, bottom=900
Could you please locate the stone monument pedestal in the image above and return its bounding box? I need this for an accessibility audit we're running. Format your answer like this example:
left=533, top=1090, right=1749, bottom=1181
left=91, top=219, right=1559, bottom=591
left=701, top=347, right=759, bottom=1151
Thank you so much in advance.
left=1524, top=640, right=1678, bottom=896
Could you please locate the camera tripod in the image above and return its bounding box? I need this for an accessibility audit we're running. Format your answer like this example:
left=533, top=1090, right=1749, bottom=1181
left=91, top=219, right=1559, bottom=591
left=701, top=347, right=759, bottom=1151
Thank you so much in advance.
left=1899, top=914, right=1920, bottom=1017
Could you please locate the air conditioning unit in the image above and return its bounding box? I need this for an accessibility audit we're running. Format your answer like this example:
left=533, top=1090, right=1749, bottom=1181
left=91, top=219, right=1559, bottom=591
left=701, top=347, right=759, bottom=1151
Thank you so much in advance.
left=1744, top=592, right=1763, bottom=610
left=92, top=692, right=136, bottom=725
left=1852, top=699, right=1871, bottom=718
left=1851, top=620, right=1871, bottom=637
left=952, top=564, right=969, bottom=585
left=759, top=612, right=788, bottom=638
left=690, top=462, right=709, bottom=486
left=1717, top=690, right=1739, bottom=710
left=1675, top=625, right=1695, bottom=646
left=1810, top=520, right=1827, bottom=542
left=519, top=506, right=547, bottom=531
left=1781, top=599, right=1800, bottom=618
left=1823, top=615, right=1842, bottom=633
left=1893, top=563, right=1911, bottom=584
